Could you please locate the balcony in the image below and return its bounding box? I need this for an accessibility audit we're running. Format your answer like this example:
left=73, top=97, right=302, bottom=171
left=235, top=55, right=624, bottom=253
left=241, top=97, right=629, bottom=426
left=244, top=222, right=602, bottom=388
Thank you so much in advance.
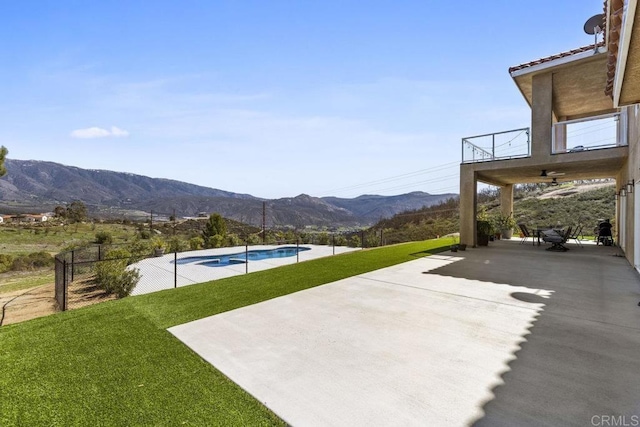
left=461, top=128, right=530, bottom=163
left=552, top=111, right=627, bottom=154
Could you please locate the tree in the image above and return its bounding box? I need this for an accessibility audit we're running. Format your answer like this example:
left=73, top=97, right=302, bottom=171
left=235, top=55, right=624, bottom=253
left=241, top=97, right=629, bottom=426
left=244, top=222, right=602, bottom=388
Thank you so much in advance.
left=67, top=200, right=87, bottom=223
left=0, top=146, right=7, bottom=177
left=54, top=206, right=67, bottom=218
left=202, top=213, right=227, bottom=248
left=94, top=231, right=113, bottom=245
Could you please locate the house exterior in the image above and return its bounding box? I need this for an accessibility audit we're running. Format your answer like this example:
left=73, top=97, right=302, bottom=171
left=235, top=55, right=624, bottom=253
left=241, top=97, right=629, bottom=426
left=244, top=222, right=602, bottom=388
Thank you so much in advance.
left=1, top=213, right=49, bottom=223
left=459, top=0, right=640, bottom=271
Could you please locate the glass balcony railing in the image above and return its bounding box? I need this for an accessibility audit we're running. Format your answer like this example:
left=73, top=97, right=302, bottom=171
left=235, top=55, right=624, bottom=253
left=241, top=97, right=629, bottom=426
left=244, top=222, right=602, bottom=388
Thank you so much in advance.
left=552, top=111, right=627, bottom=154
left=461, top=128, right=530, bottom=163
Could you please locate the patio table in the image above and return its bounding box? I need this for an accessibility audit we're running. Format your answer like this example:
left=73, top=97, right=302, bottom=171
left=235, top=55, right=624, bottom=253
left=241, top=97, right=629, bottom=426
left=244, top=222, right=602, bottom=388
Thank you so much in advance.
left=535, top=227, right=565, bottom=246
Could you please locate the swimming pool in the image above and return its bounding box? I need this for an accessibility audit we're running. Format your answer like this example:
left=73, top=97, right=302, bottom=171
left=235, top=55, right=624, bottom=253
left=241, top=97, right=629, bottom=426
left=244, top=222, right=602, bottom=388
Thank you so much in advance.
left=175, top=246, right=311, bottom=267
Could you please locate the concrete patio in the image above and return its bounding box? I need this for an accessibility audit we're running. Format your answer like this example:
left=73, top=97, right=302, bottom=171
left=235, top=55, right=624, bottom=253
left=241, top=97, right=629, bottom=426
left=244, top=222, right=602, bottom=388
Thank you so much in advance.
left=170, top=239, right=640, bottom=426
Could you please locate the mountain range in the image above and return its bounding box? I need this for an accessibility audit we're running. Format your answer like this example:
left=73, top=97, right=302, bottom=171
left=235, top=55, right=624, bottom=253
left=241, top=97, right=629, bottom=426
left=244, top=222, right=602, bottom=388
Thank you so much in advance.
left=0, top=159, right=457, bottom=227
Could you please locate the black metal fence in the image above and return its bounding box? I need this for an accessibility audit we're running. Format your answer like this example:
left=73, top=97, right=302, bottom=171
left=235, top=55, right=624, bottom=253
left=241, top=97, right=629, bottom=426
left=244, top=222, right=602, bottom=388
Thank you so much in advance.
left=54, top=244, right=126, bottom=311
left=53, top=232, right=389, bottom=312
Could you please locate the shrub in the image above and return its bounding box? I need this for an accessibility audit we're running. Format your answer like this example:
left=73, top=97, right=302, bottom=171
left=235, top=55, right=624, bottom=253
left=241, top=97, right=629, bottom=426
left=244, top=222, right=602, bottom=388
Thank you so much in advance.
left=11, top=252, right=54, bottom=271
left=168, top=237, right=189, bottom=253
left=334, top=235, right=348, bottom=246
left=226, top=233, right=242, bottom=247
left=151, top=237, right=167, bottom=251
left=94, top=231, right=113, bottom=245
left=299, top=233, right=312, bottom=244
left=364, top=232, right=380, bottom=248
left=207, top=234, right=225, bottom=248
left=128, top=239, right=153, bottom=260
left=317, top=232, right=330, bottom=245
left=188, top=237, right=204, bottom=250
left=0, top=254, right=14, bottom=273
left=94, top=248, right=140, bottom=298
left=246, top=234, right=261, bottom=245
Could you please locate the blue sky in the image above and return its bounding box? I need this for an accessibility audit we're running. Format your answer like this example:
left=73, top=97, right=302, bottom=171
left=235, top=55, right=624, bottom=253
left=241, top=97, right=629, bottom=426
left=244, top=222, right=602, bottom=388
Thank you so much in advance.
left=1, top=1, right=602, bottom=199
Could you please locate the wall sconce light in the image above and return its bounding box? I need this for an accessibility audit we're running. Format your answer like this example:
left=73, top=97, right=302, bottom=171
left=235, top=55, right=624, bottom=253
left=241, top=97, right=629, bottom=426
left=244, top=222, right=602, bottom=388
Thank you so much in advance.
left=615, top=192, right=619, bottom=200
left=620, top=188, right=627, bottom=197
left=627, top=180, right=634, bottom=194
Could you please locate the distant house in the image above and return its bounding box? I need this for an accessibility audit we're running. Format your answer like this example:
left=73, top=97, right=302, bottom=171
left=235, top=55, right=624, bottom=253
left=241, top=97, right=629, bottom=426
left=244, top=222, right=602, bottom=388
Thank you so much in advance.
left=10, top=214, right=25, bottom=223
left=28, top=214, right=48, bottom=222
left=4, top=213, right=49, bottom=223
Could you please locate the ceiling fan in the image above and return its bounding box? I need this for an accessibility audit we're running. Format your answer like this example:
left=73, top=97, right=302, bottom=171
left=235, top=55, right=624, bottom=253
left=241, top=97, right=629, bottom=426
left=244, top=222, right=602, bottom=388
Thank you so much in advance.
left=540, top=169, right=566, bottom=177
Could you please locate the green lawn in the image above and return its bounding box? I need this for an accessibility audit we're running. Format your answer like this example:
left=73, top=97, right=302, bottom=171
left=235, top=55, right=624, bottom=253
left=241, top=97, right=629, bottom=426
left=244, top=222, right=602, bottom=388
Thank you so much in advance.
left=0, top=239, right=449, bottom=426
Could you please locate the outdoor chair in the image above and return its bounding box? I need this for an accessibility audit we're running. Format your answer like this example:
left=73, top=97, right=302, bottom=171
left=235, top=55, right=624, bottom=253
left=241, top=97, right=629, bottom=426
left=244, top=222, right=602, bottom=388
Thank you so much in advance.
left=569, top=224, right=584, bottom=248
left=517, top=223, right=533, bottom=245
left=541, top=226, right=572, bottom=252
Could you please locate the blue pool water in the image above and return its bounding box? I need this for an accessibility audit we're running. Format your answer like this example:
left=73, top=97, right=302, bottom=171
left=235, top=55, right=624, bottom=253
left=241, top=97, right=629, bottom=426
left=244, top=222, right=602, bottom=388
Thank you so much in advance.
left=175, top=246, right=311, bottom=267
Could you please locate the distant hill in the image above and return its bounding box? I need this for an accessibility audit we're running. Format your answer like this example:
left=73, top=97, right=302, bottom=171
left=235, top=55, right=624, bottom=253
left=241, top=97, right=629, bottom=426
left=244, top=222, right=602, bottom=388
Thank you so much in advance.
left=0, top=159, right=458, bottom=227
left=0, top=159, right=255, bottom=204
left=323, top=192, right=455, bottom=222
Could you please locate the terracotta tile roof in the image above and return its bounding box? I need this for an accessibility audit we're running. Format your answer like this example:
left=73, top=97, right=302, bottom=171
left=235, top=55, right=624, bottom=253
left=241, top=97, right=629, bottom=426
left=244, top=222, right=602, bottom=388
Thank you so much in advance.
left=508, top=42, right=605, bottom=74
left=509, top=3, right=609, bottom=75
left=508, top=0, right=626, bottom=99
left=605, top=0, right=624, bottom=97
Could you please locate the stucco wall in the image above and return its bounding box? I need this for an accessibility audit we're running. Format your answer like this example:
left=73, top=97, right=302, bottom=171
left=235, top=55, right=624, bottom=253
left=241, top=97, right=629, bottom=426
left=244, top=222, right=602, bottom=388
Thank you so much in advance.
left=622, top=105, right=640, bottom=268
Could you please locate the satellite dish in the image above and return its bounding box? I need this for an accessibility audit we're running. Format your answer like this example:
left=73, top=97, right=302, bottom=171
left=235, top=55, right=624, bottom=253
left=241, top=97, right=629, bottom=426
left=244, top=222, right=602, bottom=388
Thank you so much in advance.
left=584, top=13, right=604, bottom=35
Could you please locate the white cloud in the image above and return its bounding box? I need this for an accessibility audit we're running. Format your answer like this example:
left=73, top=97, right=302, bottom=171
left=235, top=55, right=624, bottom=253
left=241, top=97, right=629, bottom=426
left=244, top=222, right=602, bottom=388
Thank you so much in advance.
left=70, top=126, right=129, bottom=139
left=70, top=127, right=110, bottom=139
left=110, top=126, right=130, bottom=137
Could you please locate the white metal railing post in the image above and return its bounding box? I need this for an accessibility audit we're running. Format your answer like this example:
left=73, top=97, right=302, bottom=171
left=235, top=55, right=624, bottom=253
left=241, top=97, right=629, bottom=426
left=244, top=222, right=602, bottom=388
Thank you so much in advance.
left=492, top=134, right=495, bottom=159
left=461, top=127, right=530, bottom=163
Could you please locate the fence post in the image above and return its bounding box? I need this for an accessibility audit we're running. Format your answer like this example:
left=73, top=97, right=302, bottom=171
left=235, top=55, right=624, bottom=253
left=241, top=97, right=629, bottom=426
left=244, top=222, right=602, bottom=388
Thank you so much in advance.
left=332, top=235, right=335, bottom=255
left=245, top=243, right=248, bottom=274
left=297, top=238, right=300, bottom=263
left=361, top=230, right=365, bottom=249
left=71, top=250, right=75, bottom=282
left=174, top=251, right=177, bottom=288
left=62, top=259, right=68, bottom=311
left=98, top=245, right=102, bottom=261
left=380, top=229, right=383, bottom=247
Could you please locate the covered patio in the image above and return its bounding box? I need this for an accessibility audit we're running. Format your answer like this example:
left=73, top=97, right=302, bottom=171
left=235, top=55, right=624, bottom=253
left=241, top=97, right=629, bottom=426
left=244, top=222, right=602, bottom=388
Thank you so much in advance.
left=170, top=239, right=640, bottom=426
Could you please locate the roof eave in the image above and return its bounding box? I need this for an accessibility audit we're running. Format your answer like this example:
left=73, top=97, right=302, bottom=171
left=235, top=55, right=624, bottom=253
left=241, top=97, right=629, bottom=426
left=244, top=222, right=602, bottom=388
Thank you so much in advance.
left=510, top=46, right=608, bottom=79
left=613, top=0, right=638, bottom=107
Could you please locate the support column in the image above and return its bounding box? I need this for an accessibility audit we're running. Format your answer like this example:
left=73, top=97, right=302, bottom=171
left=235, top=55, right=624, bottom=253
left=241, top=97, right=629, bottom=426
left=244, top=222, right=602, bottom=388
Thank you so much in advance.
left=500, top=184, right=514, bottom=219
left=531, top=72, right=554, bottom=159
left=459, top=166, right=477, bottom=247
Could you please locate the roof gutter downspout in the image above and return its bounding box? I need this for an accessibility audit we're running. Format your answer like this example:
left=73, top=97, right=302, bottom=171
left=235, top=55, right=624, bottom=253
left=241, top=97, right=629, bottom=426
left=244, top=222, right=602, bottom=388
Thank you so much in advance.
left=613, top=0, right=638, bottom=107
